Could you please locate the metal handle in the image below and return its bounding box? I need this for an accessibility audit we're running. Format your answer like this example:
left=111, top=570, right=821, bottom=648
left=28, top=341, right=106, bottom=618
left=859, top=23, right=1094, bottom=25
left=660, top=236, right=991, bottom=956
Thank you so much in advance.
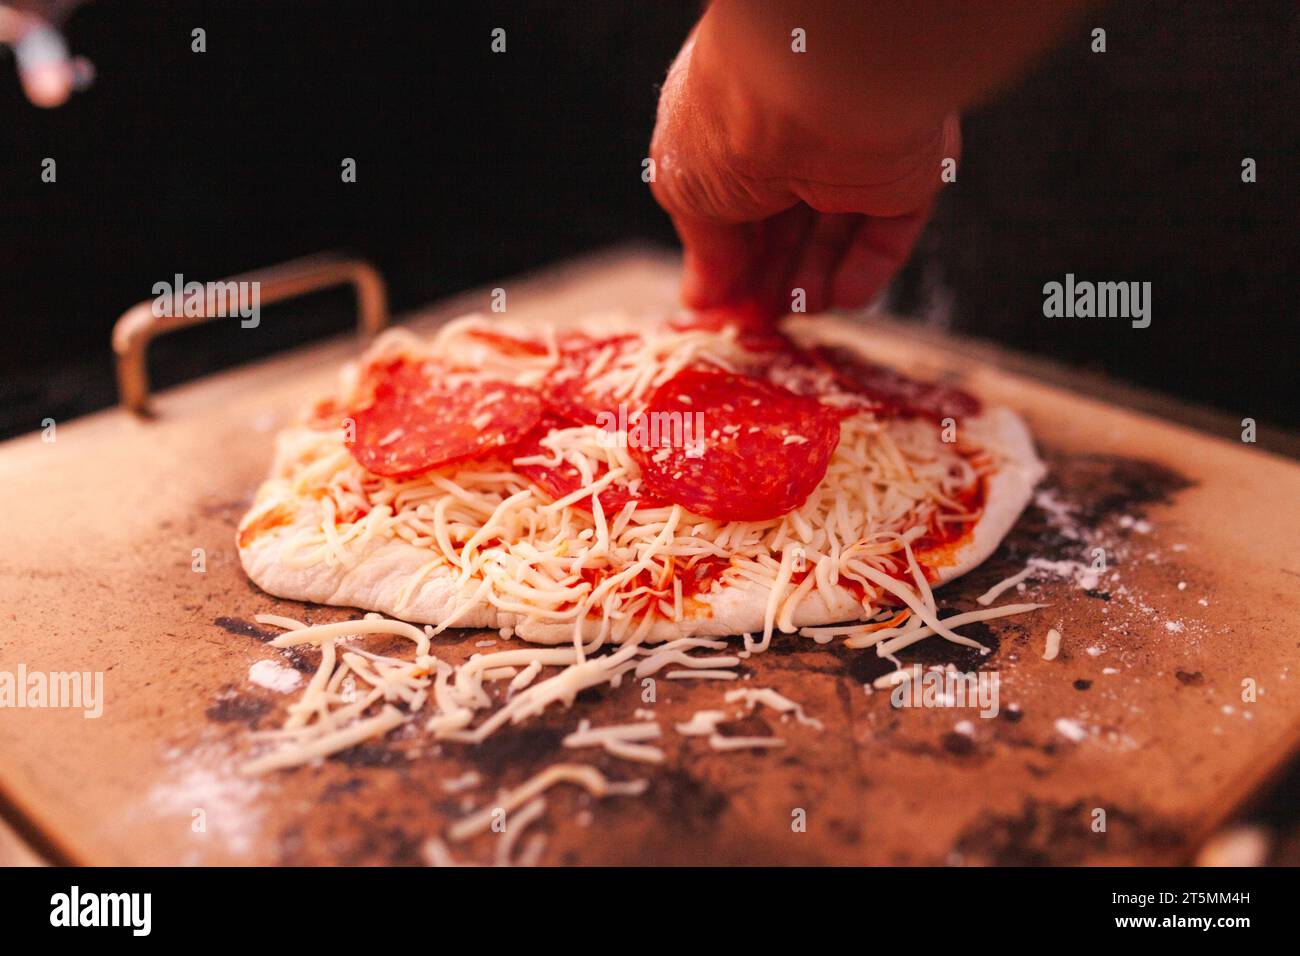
left=112, top=253, right=388, bottom=415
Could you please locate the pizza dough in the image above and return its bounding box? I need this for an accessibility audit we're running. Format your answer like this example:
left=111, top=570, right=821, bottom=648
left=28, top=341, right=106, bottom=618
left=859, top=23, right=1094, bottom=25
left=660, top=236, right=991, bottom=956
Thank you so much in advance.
left=238, top=314, right=1046, bottom=644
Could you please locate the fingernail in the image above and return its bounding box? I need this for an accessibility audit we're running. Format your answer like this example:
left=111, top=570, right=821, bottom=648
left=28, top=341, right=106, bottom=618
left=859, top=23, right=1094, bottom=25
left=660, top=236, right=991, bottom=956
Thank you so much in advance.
left=22, top=63, right=72, bottom=108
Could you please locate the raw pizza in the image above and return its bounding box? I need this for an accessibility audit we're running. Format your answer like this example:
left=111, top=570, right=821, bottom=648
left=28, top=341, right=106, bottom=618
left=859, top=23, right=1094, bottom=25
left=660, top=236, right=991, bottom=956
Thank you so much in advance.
left=238, top=312, right=1045, bottom=647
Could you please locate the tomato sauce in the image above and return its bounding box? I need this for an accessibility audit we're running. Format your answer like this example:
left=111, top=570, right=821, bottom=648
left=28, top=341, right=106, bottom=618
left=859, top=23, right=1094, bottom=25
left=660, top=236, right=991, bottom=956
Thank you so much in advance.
left=238, top=503, right=295, bottom=548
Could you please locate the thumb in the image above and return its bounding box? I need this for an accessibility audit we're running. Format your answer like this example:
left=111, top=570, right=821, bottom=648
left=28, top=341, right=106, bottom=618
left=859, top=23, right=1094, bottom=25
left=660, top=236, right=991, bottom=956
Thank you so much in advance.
left=672, top=213, right=757, bottom=310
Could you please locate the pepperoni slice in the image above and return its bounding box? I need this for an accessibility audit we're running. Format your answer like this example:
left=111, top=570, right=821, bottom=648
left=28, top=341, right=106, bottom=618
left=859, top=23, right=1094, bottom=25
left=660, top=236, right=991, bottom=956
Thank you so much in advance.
left=725, top=339, right=875, bottom=409
left=348, top=358, right=543, bottom=479
left=541, top=335, right=638, bottom=425
left=816, top=346, right=982, bottom=420
left=628, top=369, right=844, bottom=522
left=512, top=417, right=666, bottom=514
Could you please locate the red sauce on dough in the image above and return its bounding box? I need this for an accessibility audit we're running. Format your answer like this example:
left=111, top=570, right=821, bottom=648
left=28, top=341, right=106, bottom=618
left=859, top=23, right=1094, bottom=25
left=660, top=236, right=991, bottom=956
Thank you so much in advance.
left=814, top=346, right=983, bottom=421
left=238, top=503, right=296, bottom=548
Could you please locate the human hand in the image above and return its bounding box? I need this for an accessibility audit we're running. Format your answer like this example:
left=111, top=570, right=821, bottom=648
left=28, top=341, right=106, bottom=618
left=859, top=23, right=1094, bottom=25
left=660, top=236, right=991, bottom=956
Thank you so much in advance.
left=649, top=15, right=958, bottom=320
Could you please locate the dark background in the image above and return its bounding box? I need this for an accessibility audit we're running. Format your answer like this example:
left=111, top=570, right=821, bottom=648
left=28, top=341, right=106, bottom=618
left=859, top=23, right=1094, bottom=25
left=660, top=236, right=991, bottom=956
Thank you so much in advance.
left=0, top=0, right=1296, bottom=441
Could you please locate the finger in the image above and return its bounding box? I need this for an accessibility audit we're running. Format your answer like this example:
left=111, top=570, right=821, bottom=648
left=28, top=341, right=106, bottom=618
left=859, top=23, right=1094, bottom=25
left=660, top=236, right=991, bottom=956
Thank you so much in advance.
left=14, top=22, right=74, bottom=108
left=829, top=209, right=931, bottom=310
left=673, top=213, right=760, bottom=310
left=787, top=213, right=860, bottom=314
left=751, top=204, right=816, bottom=316
left=20, top=61, right=73, bottom=107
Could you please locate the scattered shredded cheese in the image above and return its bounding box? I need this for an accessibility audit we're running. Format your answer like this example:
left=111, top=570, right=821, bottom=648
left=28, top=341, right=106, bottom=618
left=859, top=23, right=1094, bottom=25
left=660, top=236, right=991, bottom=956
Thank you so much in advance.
left=708, top=734, right=785, bottom=751
left=665, top=669, right=739, bottom=681
left=725, top=687, right=823, bottom=730
left=1043, top=627, right=1062, bottom=661
left=448, top=763, right=646, bottom=843
left=675, top=710, right=729, bottom=737
left=493, top=796, right=547, bottom=867
left=976, top=564, right=1035, bottom=606
left=440, top=771, right=482, bottom=794
left=241, top=705, right=406, bottom=776
left=563, top=719, right=665, bottom=764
